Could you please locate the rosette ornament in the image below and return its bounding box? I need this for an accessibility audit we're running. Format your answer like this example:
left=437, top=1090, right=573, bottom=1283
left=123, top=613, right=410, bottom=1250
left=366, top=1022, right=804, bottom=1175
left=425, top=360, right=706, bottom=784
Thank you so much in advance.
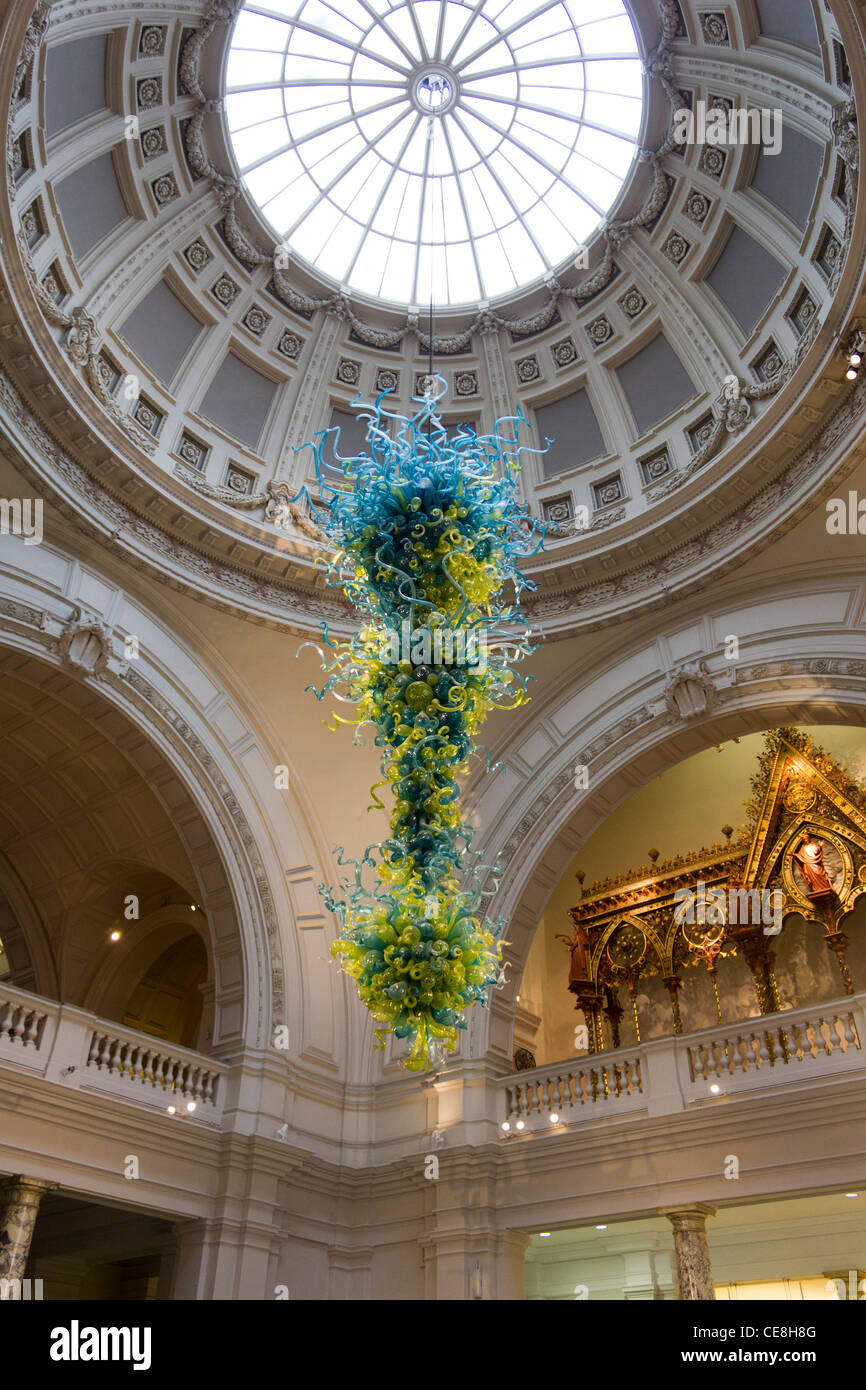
left=301, top=384, right=545, bottom=1070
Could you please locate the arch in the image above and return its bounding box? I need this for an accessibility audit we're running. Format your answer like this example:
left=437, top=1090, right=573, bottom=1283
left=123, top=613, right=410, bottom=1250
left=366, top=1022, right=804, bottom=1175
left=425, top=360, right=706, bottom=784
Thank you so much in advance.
left=81, top=901, right=212, bottom=1038
left=0, top=532, right=352, bottom=1082
left=119, top=933, right=209, bottom=1050
left=0, top=848, right=59, bottom=997
left=0, top=643, right=258, bottom=1054
left=462, top=566, right=866, bottom=1068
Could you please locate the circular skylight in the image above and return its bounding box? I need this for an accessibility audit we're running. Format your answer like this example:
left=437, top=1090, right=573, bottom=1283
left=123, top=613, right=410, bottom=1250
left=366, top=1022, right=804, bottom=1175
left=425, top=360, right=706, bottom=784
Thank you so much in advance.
left=225, top=0, right=644, bottom=308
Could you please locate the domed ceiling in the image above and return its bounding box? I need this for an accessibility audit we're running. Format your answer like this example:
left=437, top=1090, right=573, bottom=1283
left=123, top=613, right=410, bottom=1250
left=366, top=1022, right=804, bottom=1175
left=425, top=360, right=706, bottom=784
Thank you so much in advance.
left=0, top=0, right=863, bottom=634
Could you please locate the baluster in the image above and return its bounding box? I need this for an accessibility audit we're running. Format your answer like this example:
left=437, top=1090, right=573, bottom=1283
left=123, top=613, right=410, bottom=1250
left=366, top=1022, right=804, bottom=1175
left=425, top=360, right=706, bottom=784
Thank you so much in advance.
left=750, top=1034, right=764, bottom=1069
left=805, top=1021, right=819, bottom=1059
left=0, top=997, right=13, bottom=1037
left=590, top=1068, right=599, bottom=1102
left=777, top=1025, right=791, bottom=1064
left=834, top=1017, right=849, bottom=1053
left=21, top=1009, right=38, bottom=1046
left=818, top=1018, right=833, bottom=1055
left=96, top=1034, right=113, bottom=1069
left=736, top=1036, right=749, bottom=1073
left=87, top=1032, right=101, bottom=1066
left=790, top=1024, right=805, bottom=1062
left=711, top=1041, right=723, bottom=1077
left=848, top=1013, right=861, bottom=1049
left=9, top=1005, right=26, bottom=1042
left=634, top=1058, right=643, bottom=1093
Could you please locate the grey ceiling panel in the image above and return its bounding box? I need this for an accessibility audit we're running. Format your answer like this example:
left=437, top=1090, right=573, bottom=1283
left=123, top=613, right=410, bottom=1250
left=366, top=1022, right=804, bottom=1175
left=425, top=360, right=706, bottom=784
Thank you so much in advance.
left=754, top=0, right=819, bottom=52
left=536, top=390, right=607, bottom=477
left=751, top=126, right=823, bottom=229
left=53, top=151, right=129, bottom=260
left=324, top=409, right=370, bottom=466
left=705, top=225, right=788, bottom=336
left=44, top=34, right=108, bottom=134
left=119, top=280, right=203, bottom=384
left=199, top=355, right=277, bottom=447
left=616, top=334, right=697, bottom=435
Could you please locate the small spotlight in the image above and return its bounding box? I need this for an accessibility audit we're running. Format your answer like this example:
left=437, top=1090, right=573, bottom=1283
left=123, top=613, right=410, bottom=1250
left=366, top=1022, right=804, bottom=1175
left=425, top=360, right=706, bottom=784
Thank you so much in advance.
left=847, top=367, right=858, bottom=380
left=186, top=1101, right=196, bottom=1113
left=516, top=995, right=520, bottom=1002
left=709, top=1083, right=721, bottom=1095
left=845, top=1192, right=859, bottom=1198
left=539, top=1232, right=551, bottom=1239
left=109, top=930, right=121, bottom=942
left=167, top=1105, right=176, bottom=1115
left=850, top=351, right=862, bottom=366
left=515, top=1120, right=525, bottom=1131
left=501, top=1121, right=511, bottom=1132
left=549, top=1112, right=560, bottom=1124
left=596, top=1225, right=607, bottom=1231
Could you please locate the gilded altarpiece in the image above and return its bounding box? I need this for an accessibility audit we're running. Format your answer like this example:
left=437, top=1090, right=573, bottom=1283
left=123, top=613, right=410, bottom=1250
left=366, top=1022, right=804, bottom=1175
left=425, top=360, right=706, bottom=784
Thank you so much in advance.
left=558, top=731, right=866, bottom=1053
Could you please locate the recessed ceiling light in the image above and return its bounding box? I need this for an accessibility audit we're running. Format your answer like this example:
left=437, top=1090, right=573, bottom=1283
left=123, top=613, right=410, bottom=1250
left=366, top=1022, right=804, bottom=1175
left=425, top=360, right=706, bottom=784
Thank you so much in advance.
left=847, top=367, right=858, bottom=380
left=539, top=1232, right=551, bottom=1239
left=515, top=1120, right=525, bottom=1131
left=501, top=1122, right=511, bottom=1132
left=596, top=1225, right=607, bottom=1231
left=549, top=1112, right=560, bottom=1124
left=845, top=1192, right=859, bottom=1198
left=709, top=1083, right=721, bottom=1094
left=109, top=930, right=121, bottom=942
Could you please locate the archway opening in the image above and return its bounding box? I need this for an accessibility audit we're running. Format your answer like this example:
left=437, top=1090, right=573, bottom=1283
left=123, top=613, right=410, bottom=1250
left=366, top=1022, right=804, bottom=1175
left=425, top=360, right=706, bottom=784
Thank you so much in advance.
left=516, top=725, right=866, bottom=1068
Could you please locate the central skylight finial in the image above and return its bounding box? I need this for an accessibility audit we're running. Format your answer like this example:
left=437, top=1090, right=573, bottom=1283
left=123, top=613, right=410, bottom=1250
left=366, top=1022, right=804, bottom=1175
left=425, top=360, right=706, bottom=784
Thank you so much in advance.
left=414, top=70, right=454, bottom=114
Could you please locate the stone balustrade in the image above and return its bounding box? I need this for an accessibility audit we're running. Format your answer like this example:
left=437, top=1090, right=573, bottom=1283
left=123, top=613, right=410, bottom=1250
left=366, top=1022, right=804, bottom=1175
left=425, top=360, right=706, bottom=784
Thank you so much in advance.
left=0, top=982, right=226, bottom=1121
left=500, top=992, right=866, bottom=1131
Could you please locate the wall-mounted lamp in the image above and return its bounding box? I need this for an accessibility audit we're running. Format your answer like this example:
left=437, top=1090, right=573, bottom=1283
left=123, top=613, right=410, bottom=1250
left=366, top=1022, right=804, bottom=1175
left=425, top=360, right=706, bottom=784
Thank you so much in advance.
left=500, top=1119, right=526, bottom=1137
left=843, top=327, right=866, bottom=380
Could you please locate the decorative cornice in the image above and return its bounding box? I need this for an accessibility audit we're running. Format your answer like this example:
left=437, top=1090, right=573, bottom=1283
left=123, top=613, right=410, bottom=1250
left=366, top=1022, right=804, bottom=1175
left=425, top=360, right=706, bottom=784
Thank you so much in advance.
left=0, top=362, right=348, bottom=632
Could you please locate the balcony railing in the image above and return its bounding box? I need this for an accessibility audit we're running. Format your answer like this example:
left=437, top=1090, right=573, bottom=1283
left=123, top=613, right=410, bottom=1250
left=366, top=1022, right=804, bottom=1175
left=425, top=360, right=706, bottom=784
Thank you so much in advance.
left=500, top=993, right=866, bottom=1132
left=0, top=982, right=226, bottom=1122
